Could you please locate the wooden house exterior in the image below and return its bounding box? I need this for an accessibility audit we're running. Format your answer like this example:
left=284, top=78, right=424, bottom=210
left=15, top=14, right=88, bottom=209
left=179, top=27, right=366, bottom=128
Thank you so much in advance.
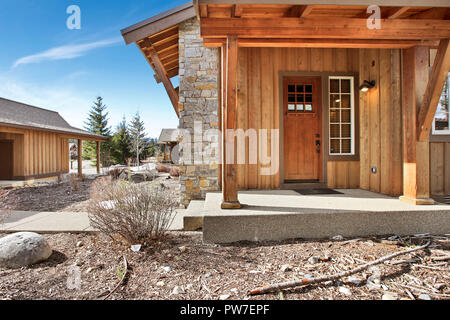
left=0, top=98, right=107, bottom=181
left=121, top=1, right=450, bottom=207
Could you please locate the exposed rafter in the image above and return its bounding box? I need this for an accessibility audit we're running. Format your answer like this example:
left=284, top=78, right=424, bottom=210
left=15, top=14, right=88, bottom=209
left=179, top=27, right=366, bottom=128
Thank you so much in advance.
left=384, top=6, right=410, bottom=19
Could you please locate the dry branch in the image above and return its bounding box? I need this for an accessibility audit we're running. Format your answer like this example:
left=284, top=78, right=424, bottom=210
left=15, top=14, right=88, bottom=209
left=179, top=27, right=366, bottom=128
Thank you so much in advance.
left=102, top=255, right=128, bottom=300
left=249, top=242, right=431, bottom=296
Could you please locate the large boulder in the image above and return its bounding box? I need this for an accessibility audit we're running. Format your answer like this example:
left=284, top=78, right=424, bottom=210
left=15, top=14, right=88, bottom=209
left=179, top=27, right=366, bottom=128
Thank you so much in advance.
left=0, top=232, right=52, bottom=269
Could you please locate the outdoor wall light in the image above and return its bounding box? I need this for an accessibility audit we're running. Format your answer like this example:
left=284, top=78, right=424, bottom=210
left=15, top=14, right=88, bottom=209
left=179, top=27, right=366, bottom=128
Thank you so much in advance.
left=359, top=80, right=376, bottom=92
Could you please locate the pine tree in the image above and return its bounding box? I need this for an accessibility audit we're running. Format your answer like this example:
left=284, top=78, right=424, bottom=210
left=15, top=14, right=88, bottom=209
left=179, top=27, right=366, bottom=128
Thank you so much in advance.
left=111, top=117, right=131, bottom=165
left=83, top=97, right=112, bottom=165
left=128, top=112, right=147, bottom=167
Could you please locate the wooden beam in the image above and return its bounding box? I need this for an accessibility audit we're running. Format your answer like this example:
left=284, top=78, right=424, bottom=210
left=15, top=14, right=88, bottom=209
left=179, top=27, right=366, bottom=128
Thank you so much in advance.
left=384, top=6, right=410, bottom=19
left=197, top=0, right=450, bottom=7
left=400, top=46, right=433, bottom=205
left=408, top=8, right=450, bottom=20
left=417, top=39, right=450, bottom=142
left=233, top=4, right=243, bottom=17
left=221, top=36, right=240, bottom=209
left=148, top=46, right=180, bottom=118
left=201, top=18, right=450, bottom=40
left=77, top=139, right=82, bottom=178
left=96, top=141, right=101, bottom=174
left=203, top=37, right=439, bottom=49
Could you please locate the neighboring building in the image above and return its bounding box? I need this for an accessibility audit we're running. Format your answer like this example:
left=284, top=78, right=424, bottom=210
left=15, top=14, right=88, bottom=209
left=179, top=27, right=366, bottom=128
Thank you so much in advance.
left=121, top=1, right=450, bottom=207
left=157, top=128, right=180, bottom=163
left=0, top=97, right=107, bottom=180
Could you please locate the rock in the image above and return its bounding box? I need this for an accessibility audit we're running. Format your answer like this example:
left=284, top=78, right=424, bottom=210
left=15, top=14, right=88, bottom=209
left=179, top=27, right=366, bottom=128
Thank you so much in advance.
left=170, top=167, right=180, bottom=177
left=339, top=287, right=352, bottom=296
left=178, top=246, right=187, bottom=253
left=219, top=294, right=230, bottom=300
left=131, top=244, right=142, bottom=252
left=0, top=232, right=52, bottom=269
left=156, top=281, right=165, bottom=287
left=172, top=286, right=181, bottom=295
left=186, top=283, right=194, bottom=290
left=418, top=294, right=432, bottom=300
left=161, top=266, right=172, bottom=272
left=280, top=264, right=292, bottom=272
left=308, top=256, right=320, bottom=264
left=156, top=164, right=169, bottom=173
left=347, top=276, right=362, bottom=285
left=230, top=288, right=238, bottom=294
left=76, top=241, right=84, bottom=247
left=205, top=272, right=212, bottom=278
left=382, top=292, right=398, bottom=300
left=332, top=235, right=344, bottom=241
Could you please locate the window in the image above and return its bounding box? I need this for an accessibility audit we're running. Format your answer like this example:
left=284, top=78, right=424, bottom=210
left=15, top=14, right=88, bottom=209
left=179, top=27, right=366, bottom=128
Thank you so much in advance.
left=432, top=73, right=450, bottom=135
left=287, top=83, right=314, bottom=113
left=329, top=76, right=355, bottom=155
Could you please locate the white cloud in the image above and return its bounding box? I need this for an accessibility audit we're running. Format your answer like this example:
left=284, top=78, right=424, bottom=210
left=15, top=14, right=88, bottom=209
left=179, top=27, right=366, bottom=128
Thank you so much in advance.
left=12, top=38, right=122, bottom=68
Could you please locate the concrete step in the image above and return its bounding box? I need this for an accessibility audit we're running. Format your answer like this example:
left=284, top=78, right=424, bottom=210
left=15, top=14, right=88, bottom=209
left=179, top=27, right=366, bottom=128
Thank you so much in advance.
left=183, top=200, right=205, bottom=231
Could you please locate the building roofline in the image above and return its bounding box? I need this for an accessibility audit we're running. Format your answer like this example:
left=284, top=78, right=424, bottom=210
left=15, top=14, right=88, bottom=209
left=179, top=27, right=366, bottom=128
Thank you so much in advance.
left=120, top=1, right=196, bottom=45
left=197, top=0, right=450, bottom=7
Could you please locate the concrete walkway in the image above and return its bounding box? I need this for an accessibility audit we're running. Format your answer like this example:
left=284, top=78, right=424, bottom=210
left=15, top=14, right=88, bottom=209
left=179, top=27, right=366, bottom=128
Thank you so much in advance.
left=0, top=209, right=187, bottom=234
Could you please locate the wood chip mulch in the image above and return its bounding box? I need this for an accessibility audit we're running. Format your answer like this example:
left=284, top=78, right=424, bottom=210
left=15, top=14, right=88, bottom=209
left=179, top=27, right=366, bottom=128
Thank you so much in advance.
left=0, top=233, right=448, bottom=300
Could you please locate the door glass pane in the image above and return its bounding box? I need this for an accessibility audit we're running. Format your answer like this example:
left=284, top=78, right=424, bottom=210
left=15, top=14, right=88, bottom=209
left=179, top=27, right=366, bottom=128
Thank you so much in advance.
left=341, top=94, right=351, bottom=108
left=341, top=139, right=351, bottom=153
left=330, top=94, right=340, bottom=108
left=288, top=94, right=295, bottom=103
left=305, top=104, right=312, bottom=111
left=305, top=85, right=312, bottom=93
left=341, top=79, right=351, bottom=93
left=330, top=79, right=340, bottom=93
left=296, top=85, right=304, bottom=93
left=341, top=124, right=351, bottom=138
left=288, top=104, right=295, bottom=111
left=330, top=139, right=340, bottom=154
left=305, top=94, right=312, bottom=103
left=288, top=85, right=295, bottom=93
left=341, top=110, right=351, bottom=123
left=330, top=110, right=340, bottom=123
left=297, top=104, right=304, bottom=111
left=330, top=124, right=340, bottom=138
left=297, top=94, right=304, bottom=103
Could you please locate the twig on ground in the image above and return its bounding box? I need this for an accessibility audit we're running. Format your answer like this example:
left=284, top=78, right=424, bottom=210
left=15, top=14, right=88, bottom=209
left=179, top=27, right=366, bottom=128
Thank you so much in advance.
left=102, top=255, right=128, bottom=300
left=249, top=242, right=431, bottom=296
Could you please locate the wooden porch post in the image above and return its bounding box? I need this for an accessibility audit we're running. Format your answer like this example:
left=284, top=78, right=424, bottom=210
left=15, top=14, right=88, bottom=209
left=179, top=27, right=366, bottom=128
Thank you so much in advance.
left=96, top=141, right=101, bottom=174
left=77, top=139, right=83, bottom=178
left=221, top=36, right=241, bottom=209
left=399, top=46, right=433, bottom=205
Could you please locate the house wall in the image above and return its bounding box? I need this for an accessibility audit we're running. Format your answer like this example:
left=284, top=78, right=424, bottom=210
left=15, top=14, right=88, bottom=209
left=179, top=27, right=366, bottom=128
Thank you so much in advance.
left=178, top=18, right=220, bottom=206
left=430, top=142, right=450, bottom=195
left=234, top=47, right=403, bottom=195
left=0, top=126, right=69, bottom=179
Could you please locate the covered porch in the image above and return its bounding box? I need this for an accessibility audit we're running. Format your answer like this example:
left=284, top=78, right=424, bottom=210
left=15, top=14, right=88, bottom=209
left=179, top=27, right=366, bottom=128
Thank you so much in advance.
left=195, top=1, right=450, bottom=208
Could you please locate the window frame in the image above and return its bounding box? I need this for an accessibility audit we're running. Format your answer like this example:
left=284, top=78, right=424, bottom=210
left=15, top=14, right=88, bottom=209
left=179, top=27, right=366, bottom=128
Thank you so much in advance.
left=431, top=73, right=450, bottom=137
left=328, top=76, right=356, bottom=156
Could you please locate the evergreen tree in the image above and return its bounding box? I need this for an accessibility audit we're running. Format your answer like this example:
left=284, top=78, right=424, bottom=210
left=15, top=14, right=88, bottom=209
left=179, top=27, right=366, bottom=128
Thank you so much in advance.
left=110, top=117, right=131, bottom=165
left=128, top=112, right=147, bottom=167
left=147, top=138, right=157, bottom=157
left=83, top=97, right=112, bottom=165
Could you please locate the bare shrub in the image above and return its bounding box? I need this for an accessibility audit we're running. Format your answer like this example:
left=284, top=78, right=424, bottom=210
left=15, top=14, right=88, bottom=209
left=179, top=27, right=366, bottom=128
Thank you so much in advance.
left=88, top=181, right=179, bottom=244
left=68, top=173, right=79, bottom=191
left=0, top=189, right=14, bottom=225
left=89, top=176, right=114, bottom=203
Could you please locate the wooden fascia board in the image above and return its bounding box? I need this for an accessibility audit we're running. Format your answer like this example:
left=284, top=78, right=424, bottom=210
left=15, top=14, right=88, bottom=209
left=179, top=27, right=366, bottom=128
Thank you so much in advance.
left=200, top=18, right=450, bottom=40
left=197, top=0, right=450, bottom=7
left=417, top=39, right=450, bottom=142
left=203, top=37, right=439, bottom=48
left=121, top=3, right=195, bottom=45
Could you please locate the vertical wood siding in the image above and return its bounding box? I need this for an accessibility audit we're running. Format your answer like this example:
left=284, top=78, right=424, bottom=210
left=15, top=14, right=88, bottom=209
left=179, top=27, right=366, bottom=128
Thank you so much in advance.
left=430, top=142, right=450, bottom=195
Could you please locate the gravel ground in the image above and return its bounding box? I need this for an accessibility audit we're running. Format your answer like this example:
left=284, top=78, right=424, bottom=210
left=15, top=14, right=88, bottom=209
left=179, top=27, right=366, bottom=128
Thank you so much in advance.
left=0, top=233, right=448, bottom=300
left=0, top=173, right=180, bottom=213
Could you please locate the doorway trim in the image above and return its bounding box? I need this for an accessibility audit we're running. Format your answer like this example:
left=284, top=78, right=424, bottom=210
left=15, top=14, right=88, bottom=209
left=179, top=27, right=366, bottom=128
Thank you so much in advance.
left=278, top=71, right=360, bottom=190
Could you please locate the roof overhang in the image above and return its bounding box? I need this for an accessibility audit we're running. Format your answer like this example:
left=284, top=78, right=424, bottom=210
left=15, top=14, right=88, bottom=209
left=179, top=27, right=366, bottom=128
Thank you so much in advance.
left=197, top=0, right=450, bottom=7
left=121, top=2, right=196, bottom=118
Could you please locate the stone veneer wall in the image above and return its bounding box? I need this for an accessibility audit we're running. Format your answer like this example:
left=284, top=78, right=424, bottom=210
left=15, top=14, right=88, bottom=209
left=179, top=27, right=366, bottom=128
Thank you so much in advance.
left=178, top=18, right=220, bottom=207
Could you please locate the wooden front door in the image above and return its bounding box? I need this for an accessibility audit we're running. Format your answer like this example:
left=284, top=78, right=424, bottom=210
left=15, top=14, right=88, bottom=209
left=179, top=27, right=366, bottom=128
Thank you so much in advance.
left=283, top=77, right=322, bottom=181
left=0, top=140, right=14, bottom=180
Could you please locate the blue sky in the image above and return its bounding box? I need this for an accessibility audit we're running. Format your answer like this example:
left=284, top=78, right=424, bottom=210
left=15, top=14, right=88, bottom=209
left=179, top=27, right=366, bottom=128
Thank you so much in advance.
left=0, top=0, right=186, bottom=138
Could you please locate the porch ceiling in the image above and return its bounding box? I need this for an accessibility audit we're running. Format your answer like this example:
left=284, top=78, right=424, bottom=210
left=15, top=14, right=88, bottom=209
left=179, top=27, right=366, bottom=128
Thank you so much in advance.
left=197, top=3, right=450, bottom=48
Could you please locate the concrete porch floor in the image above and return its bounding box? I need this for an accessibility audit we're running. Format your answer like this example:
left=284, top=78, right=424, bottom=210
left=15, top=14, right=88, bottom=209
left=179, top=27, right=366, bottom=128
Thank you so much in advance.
left=185, top=189, right=450, bottom=243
